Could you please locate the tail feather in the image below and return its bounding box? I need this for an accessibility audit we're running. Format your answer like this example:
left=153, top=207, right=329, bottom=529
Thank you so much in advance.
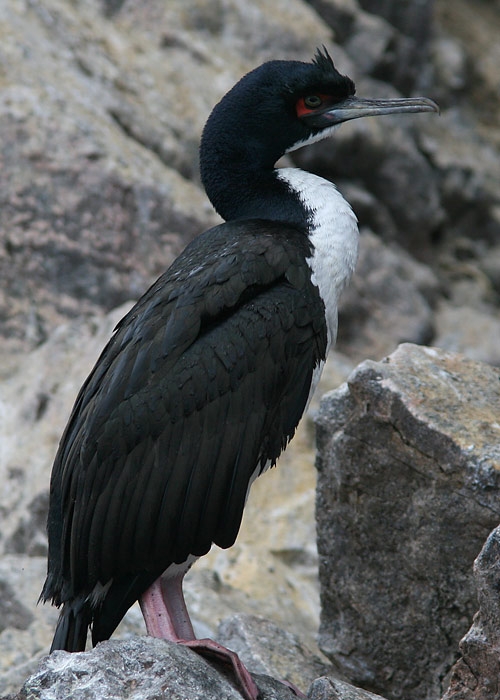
left=47, top=571, right=159, bottom=652
left=50, top=600, right=92, bottom=652
left=91, top=572, right=156, bottom=645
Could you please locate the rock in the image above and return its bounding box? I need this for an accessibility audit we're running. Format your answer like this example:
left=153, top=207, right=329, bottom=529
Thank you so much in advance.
left=433, top=303, right=500, bottom=367
left=358, top=0, right=434, bottom=47
left=304, top=0, right=360, bottom=45
left=430, top=36, right=469, bottom=104
left=0, top=556, right=59, bottom=696
left=434, top=0, right=500, bottom=131
left=0, top=304, right=134, bottom=557
left=336, top=230, right=439, bottom=362
left=10, top=635, right=286, bottom=700
left=479, top=242, right=500, bottom=296
left=217, top=614, right=332, bottom=693
left=442, top=526, right=500, bottom=700
left=5, top=623, right=385, bottom=700
left=315, top=344, right=500, bottom=700
left=308, top=676, right=388, bottom=700
left=308, top=0, right=434, bottom=93
left=343, top=12, right=397, bottom=79
left=417, top=110, right=500, bottom=253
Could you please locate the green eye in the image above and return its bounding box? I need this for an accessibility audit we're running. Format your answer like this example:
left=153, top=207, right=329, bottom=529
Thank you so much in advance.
left=304, top=95, right=322, bottom=108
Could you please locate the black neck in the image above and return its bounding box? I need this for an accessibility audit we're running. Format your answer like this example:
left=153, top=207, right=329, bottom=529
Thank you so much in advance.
left=200, top=156, right=309, bottom=230
left=199, top=97, right=311, bottom=230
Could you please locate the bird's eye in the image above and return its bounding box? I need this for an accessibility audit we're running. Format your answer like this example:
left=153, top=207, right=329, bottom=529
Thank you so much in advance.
left=295, top=93, right=330, bottom=118
left=304, top=95, right=322, bottom=108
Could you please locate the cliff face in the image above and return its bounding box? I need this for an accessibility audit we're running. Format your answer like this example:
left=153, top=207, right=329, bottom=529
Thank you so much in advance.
left=1, top=1, right=499, bottom=699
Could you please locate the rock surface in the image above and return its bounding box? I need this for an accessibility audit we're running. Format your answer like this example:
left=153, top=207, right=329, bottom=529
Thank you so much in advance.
left=12, top=635, right=297, bottom=700
left=315, top=344, right=500, bottom=700
left=442, top=526, right=500, bottom=700
left=6, top=622, right=387, bottom=700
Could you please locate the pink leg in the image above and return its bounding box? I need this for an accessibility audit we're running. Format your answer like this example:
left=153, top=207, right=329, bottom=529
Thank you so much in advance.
left=140, top=574, right=195, bottom=640
left=140, top=574, right=259, bottom=700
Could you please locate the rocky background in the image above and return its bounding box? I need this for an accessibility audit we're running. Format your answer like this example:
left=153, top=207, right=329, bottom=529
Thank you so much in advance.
left=1, top=0, right=500, bottom=699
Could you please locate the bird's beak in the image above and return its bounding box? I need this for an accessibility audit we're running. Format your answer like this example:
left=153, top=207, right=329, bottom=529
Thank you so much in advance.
left=302, top=95, right=439, bottom=128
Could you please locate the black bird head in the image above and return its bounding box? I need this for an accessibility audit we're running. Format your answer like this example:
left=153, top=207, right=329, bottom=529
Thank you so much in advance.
left=200, top=47, right=438, bottom=221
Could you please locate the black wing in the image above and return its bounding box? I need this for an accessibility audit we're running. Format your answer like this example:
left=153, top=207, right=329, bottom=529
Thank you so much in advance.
left=43, top=220, right=328, bottom=607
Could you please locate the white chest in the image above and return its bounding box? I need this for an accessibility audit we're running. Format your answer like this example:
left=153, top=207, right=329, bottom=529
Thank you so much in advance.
left=277, top=168, right=359, bottom=348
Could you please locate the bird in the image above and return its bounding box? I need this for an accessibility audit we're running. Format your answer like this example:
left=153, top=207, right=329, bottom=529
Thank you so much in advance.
left=41, top=47, right=437, bottom=699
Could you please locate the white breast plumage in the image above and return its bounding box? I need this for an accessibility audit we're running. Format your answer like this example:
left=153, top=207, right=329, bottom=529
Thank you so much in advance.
left=277, top=167, right=359, bottom=349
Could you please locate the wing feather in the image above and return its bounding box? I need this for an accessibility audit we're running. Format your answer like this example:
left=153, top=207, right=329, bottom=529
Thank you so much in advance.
left=44, top=220, right=328, bottom=606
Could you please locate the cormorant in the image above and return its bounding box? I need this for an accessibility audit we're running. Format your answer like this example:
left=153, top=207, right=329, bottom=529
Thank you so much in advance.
left=41, top=48, right=437, bottom=699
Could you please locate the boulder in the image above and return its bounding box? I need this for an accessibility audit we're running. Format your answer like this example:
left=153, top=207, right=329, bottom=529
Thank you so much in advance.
left=5, top=619, right=390, bottom=700
left=315, top=344, right=500, bottom=700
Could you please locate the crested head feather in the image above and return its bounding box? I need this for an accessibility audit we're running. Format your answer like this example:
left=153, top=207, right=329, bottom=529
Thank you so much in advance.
left=312, top=46, right=336, bottom=73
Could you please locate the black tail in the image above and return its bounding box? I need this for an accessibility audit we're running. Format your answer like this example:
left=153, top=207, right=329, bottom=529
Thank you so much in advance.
left=91, top=572, right=156, bottom=645
left=50, top=599, right=92, bottom=652
left=48, top=571, right=158, bottom=652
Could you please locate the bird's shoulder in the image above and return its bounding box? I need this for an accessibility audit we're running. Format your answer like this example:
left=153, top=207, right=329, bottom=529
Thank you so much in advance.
left=56, top=219, right=322, bottom=456
left=83, top=220, right=316, bottom=391
left=117, top=219, right=314, bottom=333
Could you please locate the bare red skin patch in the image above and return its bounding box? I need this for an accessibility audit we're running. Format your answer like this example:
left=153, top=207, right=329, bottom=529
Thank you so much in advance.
left=295, top=93, right=332, bottom=117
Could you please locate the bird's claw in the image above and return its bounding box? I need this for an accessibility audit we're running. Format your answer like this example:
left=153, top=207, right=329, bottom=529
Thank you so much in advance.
left=181, top=638, right=260, bottom=700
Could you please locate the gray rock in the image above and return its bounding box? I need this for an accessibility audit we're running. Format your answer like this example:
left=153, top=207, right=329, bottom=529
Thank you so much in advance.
left=308, top=0, right=433, bottom=93
left=217, top=614, right=332, bottom=693
left=0, top=556, right=59, bottom=696
left=303, top=0, right=360, bottom=45
left=430, top=37, right=469, bottom=95
left=337, top=230, right=439, bottom=361
left=417, top=109, right=500, bottom=247
left=11, top=636, right=270, bottom=700
left=344, top=11, right=397, bottom=78
left=0, top=0, right=219, bottom=350
left=433, top=303, right=500, bottom=367
left=315, top=344, right=500, bottom=700
left=478, top=242, right=500, bottom=297
left=358, top=0, right=434, bottom=44
left=0, top=305, right=133, bottom=558
left=309, top=676, right=388, bottom=700
left=5, top=623, right=384, bottom=700
left=442, top=526, right=500, bottom=700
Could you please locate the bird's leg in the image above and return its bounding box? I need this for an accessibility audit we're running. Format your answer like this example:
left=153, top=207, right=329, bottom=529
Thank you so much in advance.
left=139, top=574, right=195, bottom=640
left=139, top=574, right=260, bottom=700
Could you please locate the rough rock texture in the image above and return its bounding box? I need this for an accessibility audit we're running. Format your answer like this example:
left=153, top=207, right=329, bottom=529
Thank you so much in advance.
left=336, top=230, right=439, bottom=361
left=315, top=344, right=500, bottom=700
left=308, top=677, right=387, bottom=700
left=442, top=527, right=500, bottom=700
left=217, top=614, right=331, bottom=692
left=12, top=635, right=297, bottom=700
left=7, top=623, right=386, bottom=700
